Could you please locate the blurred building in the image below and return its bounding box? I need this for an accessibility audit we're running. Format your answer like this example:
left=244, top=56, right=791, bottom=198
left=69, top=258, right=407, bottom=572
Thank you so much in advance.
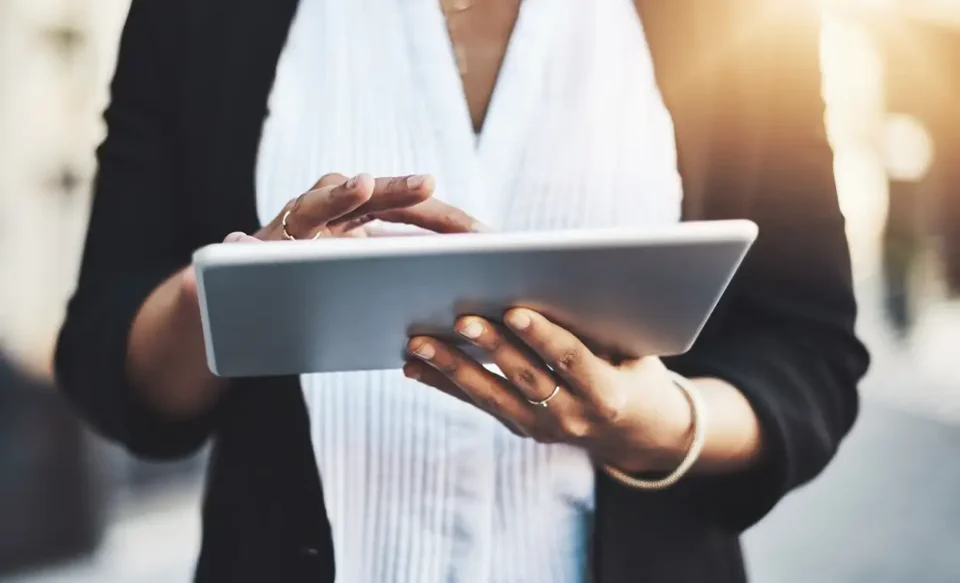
left=0, top=1, right=132, bottom=573
left=829, top=0, right=960, bottom=333
left=0, top=2, right=206, bottom=576
left=0, top=0, right=131, bottom=375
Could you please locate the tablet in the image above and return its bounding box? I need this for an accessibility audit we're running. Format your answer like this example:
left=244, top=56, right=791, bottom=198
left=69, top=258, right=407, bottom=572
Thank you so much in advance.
left=193, top=220, right=757, bottom=377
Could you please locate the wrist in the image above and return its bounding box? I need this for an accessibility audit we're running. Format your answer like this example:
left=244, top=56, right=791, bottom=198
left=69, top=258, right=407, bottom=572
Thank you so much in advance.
left=604, top=371, right=696, bottom=474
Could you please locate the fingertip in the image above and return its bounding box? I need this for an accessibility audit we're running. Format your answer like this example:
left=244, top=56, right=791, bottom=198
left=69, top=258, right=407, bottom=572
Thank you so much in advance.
left=407, top=337, right=436, bottom=360
left=400, top=175, right=434, bottom=202
left=224, top=231, right=261, bottom=243
left=504, top=308, right=533, bottom=331
left=455, top=317, right=485, bottom=340
left=416, top=174, right=435, bottom=196
left=180, top=267, right=198, bottom=298
left=353, top=173, right=375, bottom=196
left=402, top=362, right=422, bottom=381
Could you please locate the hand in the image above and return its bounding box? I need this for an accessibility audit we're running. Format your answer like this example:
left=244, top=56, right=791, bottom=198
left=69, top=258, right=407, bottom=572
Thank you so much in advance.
left=181, top=172, right=486, bottom=295
left=130, top=172, right=484, bottom=419
left=255, top=172, right=486, bottom=240
left=403, top=309, right=696, bottom=473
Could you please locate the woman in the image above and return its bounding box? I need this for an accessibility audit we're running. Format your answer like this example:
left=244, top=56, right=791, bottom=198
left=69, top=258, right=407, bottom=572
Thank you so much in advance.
left=56, top=0, right=869, bottom=581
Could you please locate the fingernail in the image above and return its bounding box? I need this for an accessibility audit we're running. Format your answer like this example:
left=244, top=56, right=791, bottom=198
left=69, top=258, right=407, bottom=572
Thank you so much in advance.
left=345, top=175, right=360, bottom=189
left=406, top=175, right=426, bottom=189
left=223, top=231, right=247, bottom=243
left=410, top=341, right=435, bottom=360
left=458, top=321, right=483, bottom=340
left=404, top=365, right=421, bottom=381
left=505, top=310, right=531, bottom=331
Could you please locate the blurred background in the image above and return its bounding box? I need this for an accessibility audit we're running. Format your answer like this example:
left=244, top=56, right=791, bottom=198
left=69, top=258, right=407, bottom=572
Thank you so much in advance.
left=0, top=0, right=958, bottom=581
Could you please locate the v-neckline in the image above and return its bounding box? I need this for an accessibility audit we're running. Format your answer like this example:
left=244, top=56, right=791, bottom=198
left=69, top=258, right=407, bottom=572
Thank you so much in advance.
left=400, top=0, right=565, bottom=225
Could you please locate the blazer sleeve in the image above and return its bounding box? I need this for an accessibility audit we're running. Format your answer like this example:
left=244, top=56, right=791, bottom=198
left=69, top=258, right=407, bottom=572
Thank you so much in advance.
left=658, top=3, right=870, bottom=532
left=55, top=0, right=214, bottom=459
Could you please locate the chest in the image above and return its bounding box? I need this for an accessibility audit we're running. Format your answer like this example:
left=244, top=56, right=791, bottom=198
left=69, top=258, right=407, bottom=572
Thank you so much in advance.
left=441, top=0, right=522, bottom=133
left=255, top=0, right=683, bottom=231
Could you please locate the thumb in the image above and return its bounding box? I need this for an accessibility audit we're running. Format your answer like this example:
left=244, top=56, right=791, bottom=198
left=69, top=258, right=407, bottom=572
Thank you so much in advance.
left=179, top=266, right=199, bottom=304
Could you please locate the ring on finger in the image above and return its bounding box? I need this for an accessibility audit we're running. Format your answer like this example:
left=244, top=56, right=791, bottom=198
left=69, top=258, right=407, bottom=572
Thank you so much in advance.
left=282, top=208, right=323, bottom=240
left=527, top=384, right=561, bottom=409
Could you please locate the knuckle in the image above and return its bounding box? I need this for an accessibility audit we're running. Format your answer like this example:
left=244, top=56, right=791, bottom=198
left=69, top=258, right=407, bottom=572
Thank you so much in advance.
left=387, top=176, right=407, bottom=193
left=279, top=195, right=309, bottom=234
left=435, top=359, right=460, bottom=377
left=317, top=173, right=347, bottom=187
left=475, top=392, right=503, bottom=413
left=555, top=348, right=581, bottom=373
left=558, top=417, right=593, bottom=441
left=482, top=332, right=504, bottom=352
left=590, top=393, right=626, bottom=425
left=341, top=187, right=370, bottom=205
left=513, top=367, right=539, bottom=390
left=285, top=193, right=305, bottom=213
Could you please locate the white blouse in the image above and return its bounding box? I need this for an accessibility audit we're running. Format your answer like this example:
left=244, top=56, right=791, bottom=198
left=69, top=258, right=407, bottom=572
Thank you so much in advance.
left=255, top=0, right=683, bottom=582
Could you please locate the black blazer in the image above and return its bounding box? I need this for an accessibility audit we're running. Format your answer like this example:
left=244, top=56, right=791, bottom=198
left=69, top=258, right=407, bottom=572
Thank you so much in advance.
left=55, top=1, right=869, bottom=581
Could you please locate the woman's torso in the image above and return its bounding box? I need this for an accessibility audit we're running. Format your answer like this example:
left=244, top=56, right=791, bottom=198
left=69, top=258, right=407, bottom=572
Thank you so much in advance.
left=254, top=0, right=682, bottom=581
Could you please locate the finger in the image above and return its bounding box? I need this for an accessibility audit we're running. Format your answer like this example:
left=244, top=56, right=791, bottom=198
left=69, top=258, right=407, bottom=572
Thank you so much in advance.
left=454, top=316, right=570, bottom=410
left=407, top=337, right=538, bottom=431
left=359, top=224, right=432, bottom=238
left=503, top=309, right=609, bottom=401
left=333, top=214, right=377, bottom=235
left=286, top=174, right=375, bottom=236
left=329, top=175, right=434, bottom=227
left=402, top=361, right=530, bottom=438
left=312, top=173, right=349, bottom=189
left=222, top=231, right=262, bottom=243
left=402, top=361, right=469, bottom=403
left=180, top=266, right=198, bottom=299
left=375, top=198, right=491, bottom=234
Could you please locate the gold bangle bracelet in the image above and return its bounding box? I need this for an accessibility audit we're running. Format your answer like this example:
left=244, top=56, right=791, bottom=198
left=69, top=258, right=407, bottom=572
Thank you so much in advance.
left=601, top=372, right=707, bottom=490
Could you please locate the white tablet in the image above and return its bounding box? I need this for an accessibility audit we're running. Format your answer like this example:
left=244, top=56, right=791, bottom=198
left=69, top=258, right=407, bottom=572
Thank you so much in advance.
left=193, top=220, right=757, bottom=377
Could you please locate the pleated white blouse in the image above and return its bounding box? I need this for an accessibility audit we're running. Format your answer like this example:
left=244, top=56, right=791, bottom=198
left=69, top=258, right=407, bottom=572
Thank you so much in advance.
left=255, top=0, right=683, bottom=581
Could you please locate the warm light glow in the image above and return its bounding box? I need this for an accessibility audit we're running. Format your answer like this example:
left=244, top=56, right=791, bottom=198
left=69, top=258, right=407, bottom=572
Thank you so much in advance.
left=817, top=3, right=959, bottom=276
left=818, top=12, right=889, bottom=275
left=826, top=0, right=960, bottom=24
left=881, top=114, right=935, bottom=182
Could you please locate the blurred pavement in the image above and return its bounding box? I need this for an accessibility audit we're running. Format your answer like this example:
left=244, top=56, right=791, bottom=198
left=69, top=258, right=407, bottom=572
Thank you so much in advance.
left=5, top=485, right=200, bottom=583
left=745, top=401, right=960, bottom=583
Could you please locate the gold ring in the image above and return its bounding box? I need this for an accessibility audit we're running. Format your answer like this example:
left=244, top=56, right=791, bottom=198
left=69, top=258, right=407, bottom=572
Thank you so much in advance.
left=527, top=385, right=561, bottom=408
left=282, top=209, right=322, bottom=241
